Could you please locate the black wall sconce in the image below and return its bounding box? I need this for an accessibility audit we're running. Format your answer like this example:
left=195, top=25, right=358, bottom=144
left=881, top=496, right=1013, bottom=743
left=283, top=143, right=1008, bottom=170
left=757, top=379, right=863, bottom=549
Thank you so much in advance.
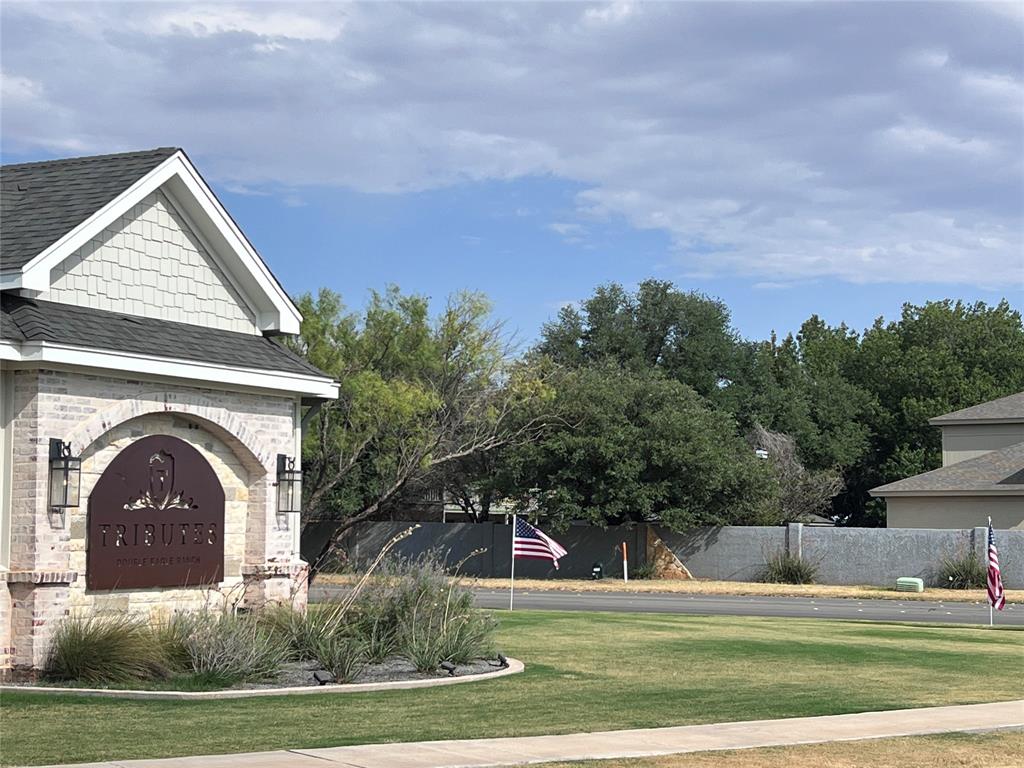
left=49, top=438, right=82, bottom=520
left=275, top=454, right=302, bottom=516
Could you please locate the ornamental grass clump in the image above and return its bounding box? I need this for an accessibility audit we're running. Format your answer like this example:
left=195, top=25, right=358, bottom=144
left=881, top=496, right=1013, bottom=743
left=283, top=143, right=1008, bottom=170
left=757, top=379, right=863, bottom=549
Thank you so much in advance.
left=180, top=613, right=288, bottom=685
left=260, top=603, right=347, bottom=661
left=45, top=614, right=167, bottom=684
left=310, top=634, right=367, bottom=683
left=390, top=556, right=497, bottom=671
left=937, top=548, right=986, bottom=589
left=760, top=549, right=818, bottom=585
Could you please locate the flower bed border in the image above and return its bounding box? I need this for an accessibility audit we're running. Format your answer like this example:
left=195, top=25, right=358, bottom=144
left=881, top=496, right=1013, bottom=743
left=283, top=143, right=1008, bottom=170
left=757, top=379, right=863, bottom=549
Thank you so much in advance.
left=0, top=657, right=523, bottom=700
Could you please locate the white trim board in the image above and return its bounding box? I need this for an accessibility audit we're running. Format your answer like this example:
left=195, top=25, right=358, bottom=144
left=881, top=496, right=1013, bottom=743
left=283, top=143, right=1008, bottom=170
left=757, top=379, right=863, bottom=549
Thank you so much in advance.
left=3, top=151, right=302, bottom=334
left=1, top=341, right=339, bottom=400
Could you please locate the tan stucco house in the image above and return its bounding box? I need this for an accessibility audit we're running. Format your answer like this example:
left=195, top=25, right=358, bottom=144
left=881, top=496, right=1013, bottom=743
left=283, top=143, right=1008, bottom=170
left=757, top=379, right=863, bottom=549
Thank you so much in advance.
left=871, top=392, right=1024, bottom=530
left=0, top=148, right=338, bottom=675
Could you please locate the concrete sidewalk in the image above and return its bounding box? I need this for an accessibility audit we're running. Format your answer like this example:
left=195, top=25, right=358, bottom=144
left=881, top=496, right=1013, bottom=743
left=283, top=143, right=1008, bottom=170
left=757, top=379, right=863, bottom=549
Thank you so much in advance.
left=36, top=700, right=1024, bottom=768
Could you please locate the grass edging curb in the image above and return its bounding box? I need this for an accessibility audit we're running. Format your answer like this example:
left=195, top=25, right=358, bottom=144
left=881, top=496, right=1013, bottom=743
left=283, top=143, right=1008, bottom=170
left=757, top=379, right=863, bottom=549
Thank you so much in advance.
left=0, top=657, right=524, bottom=701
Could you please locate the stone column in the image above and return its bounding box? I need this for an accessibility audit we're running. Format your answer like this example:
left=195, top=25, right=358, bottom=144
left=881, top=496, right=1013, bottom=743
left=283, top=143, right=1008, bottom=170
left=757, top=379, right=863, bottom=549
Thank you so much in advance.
left=787, top=522, right=804, bottom=560
left=8, top=576, right=74, bottom=677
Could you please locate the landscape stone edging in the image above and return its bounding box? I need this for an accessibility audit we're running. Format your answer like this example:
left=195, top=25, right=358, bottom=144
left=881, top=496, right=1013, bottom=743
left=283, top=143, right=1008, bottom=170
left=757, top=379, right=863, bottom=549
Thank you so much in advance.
left=0, top=657, right=524, bottom=701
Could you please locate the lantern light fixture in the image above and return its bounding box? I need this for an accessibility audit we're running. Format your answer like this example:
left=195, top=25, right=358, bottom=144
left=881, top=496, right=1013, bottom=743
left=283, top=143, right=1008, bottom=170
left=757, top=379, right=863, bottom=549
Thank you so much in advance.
left=275, top=454, right=302, bottom=514
left=48, top=438, right=82, bottom=510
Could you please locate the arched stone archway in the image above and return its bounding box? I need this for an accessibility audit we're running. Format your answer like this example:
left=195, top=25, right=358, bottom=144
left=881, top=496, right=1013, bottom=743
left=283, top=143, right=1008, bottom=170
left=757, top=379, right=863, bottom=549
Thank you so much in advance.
left=67, top=391, right=276, bottom=471
left=68, top=412, right=265, bottom=607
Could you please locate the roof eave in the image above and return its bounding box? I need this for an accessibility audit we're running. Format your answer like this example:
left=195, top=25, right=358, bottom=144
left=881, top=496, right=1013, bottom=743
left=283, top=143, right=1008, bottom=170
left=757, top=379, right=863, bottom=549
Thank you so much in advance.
left=870, top=487, right=1024, bottom=498
left=929, top=416, right=1024, bottom=426
left=2, top=340, right=339, bottom=400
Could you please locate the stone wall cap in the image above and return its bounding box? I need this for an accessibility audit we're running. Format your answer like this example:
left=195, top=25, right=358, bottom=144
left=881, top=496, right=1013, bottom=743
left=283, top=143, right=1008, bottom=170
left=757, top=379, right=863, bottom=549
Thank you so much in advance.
left=3, top=570, right=79, bottom=585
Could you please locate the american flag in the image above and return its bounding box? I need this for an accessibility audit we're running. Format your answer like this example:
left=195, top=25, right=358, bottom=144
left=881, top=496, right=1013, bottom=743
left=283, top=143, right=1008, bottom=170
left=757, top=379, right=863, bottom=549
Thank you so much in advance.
left=987, top=522, right=1006, bottom=611
left=513, top=517, right=567, bottom=569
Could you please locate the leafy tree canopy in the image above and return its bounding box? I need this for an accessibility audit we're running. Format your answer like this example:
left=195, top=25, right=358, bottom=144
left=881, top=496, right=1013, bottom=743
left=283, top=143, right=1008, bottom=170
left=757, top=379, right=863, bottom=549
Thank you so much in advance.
left=495, top=365, right=778, bottom=530
left=288, top=286, right=559, bottom=571
left=538, top=280, right=739, bottom=400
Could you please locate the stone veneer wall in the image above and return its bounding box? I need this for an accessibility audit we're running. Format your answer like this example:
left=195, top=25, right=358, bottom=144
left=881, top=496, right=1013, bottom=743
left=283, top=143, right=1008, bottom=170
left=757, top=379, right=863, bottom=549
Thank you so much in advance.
left=0, top=581, right=11, bottom=671
left=46, top=190, right=259, bottom=335
left=2, top=368, right=306, bottom=674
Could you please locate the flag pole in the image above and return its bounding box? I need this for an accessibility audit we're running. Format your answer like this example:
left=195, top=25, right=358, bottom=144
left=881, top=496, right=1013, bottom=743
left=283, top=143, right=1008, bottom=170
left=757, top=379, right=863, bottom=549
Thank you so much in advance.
left=988, top=517, right=994, bottom=628
left=509, top=515, right=516, bottom=611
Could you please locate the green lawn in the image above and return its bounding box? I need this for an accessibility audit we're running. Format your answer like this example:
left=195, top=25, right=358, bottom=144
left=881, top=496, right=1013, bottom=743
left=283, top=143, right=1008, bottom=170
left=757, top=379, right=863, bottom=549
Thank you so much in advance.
left=2, top=612, right=1022, bottom=766
left=535, top=732, right=1024, bottom=768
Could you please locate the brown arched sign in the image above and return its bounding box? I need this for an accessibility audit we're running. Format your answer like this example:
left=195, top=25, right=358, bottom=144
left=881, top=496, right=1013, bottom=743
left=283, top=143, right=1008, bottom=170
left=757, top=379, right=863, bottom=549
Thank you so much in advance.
left=87, top=435, right=225, bottom=591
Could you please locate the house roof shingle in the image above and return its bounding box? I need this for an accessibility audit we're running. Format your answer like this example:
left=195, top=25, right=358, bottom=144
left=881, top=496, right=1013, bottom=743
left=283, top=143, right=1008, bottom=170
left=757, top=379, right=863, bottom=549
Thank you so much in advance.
left=929, top=392, right=1024, bottom=425
left=1, top=148, right=179, bottom=271
left=0, top=294, right=328, bottom=380
left=870, top=441, right=1024, bottom=497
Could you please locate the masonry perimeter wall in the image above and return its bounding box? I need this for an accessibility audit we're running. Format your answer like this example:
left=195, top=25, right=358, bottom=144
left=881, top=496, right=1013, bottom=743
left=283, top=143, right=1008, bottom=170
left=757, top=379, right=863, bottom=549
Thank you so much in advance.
left=330, top=521, right=1024, bottom=588
left=311, top=521, right=645, bottom=580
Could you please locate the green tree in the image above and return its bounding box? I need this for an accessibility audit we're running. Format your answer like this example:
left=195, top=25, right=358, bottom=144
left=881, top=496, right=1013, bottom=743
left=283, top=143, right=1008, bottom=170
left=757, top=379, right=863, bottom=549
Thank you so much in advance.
left=538, top=280, right=740, bottom=400
left=496, top=364, right=777, bottom=530
left=842, top=299, right=1024, bottom=525
left=727, top=319, right=874, bottom=472
left=289, top=287, right=558, bottom=570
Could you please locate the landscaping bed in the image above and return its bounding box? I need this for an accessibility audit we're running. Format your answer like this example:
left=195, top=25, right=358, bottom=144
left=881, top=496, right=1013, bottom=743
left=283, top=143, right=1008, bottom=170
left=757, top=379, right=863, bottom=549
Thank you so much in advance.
left=5, top=657, right=510, bottom=694
left=19, top=553, right=502, bottom=694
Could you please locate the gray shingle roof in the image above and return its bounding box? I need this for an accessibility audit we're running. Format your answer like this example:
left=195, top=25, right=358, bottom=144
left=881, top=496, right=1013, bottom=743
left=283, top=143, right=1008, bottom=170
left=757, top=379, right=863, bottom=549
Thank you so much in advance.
left=929, top=392, right=1024, bottom=425
left=0, top=294, right=329, bottom=379
left=871, top=441, right=1024, bottom=496
left=1, top=148, right=179, bottom=271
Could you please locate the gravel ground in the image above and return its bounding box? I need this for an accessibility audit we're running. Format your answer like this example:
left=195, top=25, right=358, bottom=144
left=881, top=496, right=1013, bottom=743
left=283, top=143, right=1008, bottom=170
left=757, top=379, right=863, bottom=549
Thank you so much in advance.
left=11, top=658, right=506, bottom=691
left=241, top=657, right=501, bottom=689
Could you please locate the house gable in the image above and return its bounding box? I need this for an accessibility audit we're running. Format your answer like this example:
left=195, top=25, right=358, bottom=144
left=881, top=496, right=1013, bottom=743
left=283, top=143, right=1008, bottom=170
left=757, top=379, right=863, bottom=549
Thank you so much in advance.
left=47, top=189, right=259, bottom=335
left=1, top=149, right=302, bottom=334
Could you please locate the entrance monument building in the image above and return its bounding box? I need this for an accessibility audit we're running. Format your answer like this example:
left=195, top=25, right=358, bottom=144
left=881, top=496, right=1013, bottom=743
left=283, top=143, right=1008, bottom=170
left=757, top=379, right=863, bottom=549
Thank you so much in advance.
left=0, top=148, right=338, bottom=675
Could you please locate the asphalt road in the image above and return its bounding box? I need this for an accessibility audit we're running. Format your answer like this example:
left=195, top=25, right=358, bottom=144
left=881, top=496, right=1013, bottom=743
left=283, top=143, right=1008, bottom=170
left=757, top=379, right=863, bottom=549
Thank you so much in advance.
left=311, top=584, right=1022, bottom=625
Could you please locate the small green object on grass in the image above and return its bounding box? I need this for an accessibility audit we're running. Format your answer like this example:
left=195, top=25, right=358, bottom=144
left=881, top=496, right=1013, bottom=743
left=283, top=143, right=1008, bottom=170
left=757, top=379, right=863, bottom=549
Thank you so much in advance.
left=896, top=577, right=925, bottom=593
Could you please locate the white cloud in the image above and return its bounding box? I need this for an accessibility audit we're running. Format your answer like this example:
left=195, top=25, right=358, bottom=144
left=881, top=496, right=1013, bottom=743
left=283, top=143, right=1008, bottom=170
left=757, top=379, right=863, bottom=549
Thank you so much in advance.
left=877, top=122, right=995, bottom=157
left=960, top=71, right=1024, bottom=111
left=906, top=48, right=950, bottom=69
left=0, top=71, right=42, bottom=103
left=1, top=1, right=1021, bottom=288
left=548, top=222, right=586, bottom=237
left=583, top=1, right=638, bottom=26
left=145, top=6, right=347, bottom=40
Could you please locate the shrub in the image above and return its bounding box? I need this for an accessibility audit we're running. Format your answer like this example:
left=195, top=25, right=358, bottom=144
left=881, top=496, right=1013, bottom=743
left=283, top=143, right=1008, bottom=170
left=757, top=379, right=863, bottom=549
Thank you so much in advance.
left=45, top=614, right=167, bottom=684
left=360, top=614, right=399, bottom=663
left=937, top=548, right=986, bottom=589
left=341, top=551, right=497, bottom=672
left=394, top=567, right=496, bottom=670
left=311, top=635, right=366, bottom=683
left=152, top=611, right=204, bottom=673
left=397, top=600, right=448, bottom=672
left=760, top=549, right=818, bottom=584
left=181, top=613, right=288, bottom=685
left=260, top=604, right=346, bottom=661
left=631, top=562, right=657, bottom=580
left=438, top=611, right=496, bottom=664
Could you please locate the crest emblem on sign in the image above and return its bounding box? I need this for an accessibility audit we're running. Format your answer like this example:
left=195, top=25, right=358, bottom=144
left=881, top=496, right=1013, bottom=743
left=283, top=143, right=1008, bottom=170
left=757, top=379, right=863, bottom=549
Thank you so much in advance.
left=124, top=450, right=196, bottom=511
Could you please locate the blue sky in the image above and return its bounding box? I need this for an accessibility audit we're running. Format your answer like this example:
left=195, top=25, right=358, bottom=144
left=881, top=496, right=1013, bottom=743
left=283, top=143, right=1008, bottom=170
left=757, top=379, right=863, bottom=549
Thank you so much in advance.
left=2, top=2, right=1021, bottom=343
